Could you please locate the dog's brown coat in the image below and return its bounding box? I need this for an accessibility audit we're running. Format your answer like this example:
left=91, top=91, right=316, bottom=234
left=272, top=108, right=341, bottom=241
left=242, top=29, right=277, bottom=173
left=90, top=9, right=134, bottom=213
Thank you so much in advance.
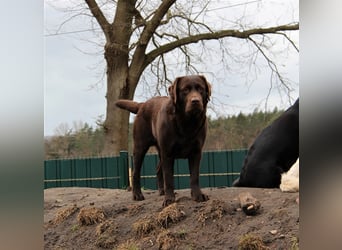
left=116, top=75, right=211, bottom=206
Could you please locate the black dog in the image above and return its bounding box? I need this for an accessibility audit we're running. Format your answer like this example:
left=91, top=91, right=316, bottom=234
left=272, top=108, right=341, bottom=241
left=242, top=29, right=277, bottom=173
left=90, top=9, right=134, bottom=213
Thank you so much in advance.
left=116, top=75, right=211, bottom=206
left=233, top=98, right=299, bottom=188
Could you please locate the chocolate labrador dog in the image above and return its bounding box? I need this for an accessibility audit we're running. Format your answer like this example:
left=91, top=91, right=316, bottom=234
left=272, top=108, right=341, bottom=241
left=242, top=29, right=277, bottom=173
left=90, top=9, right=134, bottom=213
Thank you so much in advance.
left=116, top=75, right=211, bottom=206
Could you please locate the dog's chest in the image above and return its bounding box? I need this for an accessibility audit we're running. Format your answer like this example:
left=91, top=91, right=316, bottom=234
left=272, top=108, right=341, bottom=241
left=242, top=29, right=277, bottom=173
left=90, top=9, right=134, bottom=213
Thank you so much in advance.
left=168, top=136, right=202, bottom=158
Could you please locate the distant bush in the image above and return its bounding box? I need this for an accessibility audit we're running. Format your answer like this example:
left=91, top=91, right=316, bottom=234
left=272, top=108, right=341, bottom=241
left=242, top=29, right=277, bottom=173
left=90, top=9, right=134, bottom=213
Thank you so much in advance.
left=45, top=108, right=283, bottom=159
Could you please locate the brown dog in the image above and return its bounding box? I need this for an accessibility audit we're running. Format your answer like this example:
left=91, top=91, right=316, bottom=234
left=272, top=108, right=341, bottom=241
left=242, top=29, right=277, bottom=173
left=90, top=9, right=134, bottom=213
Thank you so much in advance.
left=116, top=75, right=211, bottom=206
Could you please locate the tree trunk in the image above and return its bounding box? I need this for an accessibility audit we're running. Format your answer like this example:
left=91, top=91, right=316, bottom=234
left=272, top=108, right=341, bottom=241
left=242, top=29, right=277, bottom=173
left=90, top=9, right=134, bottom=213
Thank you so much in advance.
left=101, top=0, right=137, bottom=155
left=102, top=75, right=130, bottom=155
left=102, top=108, right=130, bottom=156
left=102, top=44, right=136, bottom=155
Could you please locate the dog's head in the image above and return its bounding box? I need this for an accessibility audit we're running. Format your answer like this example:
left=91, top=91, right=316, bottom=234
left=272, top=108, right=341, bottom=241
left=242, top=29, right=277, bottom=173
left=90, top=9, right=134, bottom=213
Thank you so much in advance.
left=168, top=75, right=211, bottom=115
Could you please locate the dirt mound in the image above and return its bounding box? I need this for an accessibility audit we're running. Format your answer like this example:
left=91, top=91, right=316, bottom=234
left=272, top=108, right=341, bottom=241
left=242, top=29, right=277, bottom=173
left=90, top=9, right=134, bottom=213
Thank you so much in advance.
left=44, top=187, right=299, bottom=249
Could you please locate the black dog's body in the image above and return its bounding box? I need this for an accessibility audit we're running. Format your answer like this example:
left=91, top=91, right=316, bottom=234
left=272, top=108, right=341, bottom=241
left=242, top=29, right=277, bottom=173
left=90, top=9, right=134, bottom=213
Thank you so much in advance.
left=116, top=75, right=211, bottom=206
left=233, top=99, right=299, bottom=188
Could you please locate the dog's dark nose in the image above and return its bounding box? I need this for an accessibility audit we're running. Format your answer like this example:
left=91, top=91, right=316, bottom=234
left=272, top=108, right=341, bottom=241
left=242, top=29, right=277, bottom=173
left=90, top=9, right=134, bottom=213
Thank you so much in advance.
left=191, top=98, right=200, bottom=105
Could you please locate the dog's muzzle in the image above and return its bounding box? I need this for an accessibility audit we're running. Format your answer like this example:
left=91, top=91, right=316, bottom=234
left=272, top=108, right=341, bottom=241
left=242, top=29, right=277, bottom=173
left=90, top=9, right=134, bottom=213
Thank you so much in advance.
left=186, top=96, right=203, bottom=114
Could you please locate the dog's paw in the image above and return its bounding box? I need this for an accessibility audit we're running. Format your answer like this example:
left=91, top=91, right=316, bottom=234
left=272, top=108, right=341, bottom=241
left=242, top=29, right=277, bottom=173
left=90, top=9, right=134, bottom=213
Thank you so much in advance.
left=162, top=196, right=175, bottom=207
left=162, top=199, right=174, bottom=207
left=192, top=193, right=209, bottom=202
left=132, top=191, right=145, bottom=201
left=158, top=188, right=165, bottom=196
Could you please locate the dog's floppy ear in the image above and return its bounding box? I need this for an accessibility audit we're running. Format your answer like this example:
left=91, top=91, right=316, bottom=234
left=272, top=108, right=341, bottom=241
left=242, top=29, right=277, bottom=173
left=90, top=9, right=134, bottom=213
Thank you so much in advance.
left=199, top=75, right=212, bottom=103
left=168, top=77, right=182, bottom=104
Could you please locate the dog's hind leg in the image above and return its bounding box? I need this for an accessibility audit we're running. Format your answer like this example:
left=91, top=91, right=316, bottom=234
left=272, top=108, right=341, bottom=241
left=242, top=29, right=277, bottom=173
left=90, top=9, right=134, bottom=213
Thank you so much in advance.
left=132, top=144, right=150, bottom=201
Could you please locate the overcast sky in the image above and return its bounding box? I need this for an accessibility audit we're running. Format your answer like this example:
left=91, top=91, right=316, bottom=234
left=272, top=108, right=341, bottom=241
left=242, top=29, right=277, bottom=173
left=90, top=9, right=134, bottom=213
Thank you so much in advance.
left=44, top=0, right=299, bottom=136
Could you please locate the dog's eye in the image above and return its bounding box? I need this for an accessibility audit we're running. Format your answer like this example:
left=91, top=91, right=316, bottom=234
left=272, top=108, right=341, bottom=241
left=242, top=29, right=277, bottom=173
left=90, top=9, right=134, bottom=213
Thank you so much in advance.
left=196, top=85, right=204, bottom=93
left=182, top=87, right=190, bottom=94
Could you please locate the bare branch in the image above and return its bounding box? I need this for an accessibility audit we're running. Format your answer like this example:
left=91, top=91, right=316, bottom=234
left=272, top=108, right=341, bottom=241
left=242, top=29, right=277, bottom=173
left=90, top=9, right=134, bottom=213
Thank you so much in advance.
left=276, top=32, right=299, bottom=52
left=129, top=0, right=176, bottom=86
left=139, top=0, right=176, bottom=45
left=248, top=36, right=292, bottom=101
left=144, top=23, right=299, bottom=67
left=170, top=14, right=214, bottom=34
left=49, top=13, right=91, bottom=36
left=155, top=31, right=179, bottom=41
left=85, top=0, right=112, bottom=41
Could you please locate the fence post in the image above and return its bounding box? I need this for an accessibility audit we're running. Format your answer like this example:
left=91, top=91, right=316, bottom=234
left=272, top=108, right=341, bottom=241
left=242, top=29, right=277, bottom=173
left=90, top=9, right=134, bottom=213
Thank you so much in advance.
left=119, top=151, right=129, bottom=189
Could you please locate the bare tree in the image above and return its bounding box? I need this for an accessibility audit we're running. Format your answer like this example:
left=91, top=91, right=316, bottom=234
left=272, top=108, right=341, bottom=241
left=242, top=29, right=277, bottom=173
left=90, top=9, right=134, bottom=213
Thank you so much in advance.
left=46, top=0, right=298, bottom=155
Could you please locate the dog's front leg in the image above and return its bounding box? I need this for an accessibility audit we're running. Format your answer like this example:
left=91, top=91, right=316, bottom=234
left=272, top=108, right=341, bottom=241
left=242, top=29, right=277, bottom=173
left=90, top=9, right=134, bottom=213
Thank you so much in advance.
left=156, top=160, right=165, bottom=195
left=189, top=154, right=209, bottom=202
left=161, top=156, right=175, bottom=207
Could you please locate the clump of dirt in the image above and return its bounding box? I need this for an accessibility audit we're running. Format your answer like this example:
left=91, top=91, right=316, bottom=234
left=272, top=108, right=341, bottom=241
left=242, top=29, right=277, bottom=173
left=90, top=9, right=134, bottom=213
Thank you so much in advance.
left=128, top=204, right=144, bottom=216
left=197, top=199, right=228, bottom=225
left=77, top=207, right=105, bottom=225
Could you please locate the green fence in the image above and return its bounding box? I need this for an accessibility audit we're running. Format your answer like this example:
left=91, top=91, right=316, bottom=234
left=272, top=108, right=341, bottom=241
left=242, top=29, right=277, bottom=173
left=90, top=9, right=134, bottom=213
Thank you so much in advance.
left=44, top=151, right=129, bottom=189
left=44, top=149, right=247, bottom=190
left=140, top=149, right=247, bottom=190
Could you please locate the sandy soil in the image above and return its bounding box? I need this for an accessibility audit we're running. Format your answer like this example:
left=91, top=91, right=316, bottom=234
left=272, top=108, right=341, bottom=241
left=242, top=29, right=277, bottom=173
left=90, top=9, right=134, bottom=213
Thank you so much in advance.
left=44, top=187, right=299, bottom=249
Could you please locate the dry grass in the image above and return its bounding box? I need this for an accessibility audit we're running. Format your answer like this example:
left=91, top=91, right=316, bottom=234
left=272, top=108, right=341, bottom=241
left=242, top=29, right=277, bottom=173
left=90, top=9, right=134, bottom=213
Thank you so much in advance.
left=132, top=216, right=157, bottom=237
left=77, top=207, right=105, bottom=225
left=290, top=236, right=299, bottom=250
left=95, top=235, right=117, bottom=249
left=157, top=203, right=186, bottom=228
left=95, top=219, right=117, bottom=236
left=156, top=229, right=182, bottom=250
left=95, top=219, right=118, bottom=248
left=117, top=240, right=139, bottom=250
left=238, top=234, right=269, bottom=250
left=52, top=205, right=78, bottom=225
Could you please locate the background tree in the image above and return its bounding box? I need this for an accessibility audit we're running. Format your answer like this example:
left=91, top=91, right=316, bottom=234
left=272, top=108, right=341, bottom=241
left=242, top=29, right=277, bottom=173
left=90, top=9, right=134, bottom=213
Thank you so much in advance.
left=46, top=0, right=298, bottom=155
left=45, top=121, right=105, bottom=159
left=44, top=109, right=283, bottom=159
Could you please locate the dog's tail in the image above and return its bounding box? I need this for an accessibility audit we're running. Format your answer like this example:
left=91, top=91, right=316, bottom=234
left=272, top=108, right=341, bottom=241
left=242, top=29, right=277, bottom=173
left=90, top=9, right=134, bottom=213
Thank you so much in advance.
left=115, top=99, right=142, bottom=114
